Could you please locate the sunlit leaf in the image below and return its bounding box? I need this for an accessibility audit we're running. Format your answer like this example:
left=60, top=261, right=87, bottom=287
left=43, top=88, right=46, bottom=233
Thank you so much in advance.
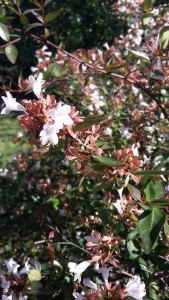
left=135, top=170, right=169, bottom=176
left=138, top=208, right=166, bottom=253
left=0, top=23, right=9, bottom=41
left=128, top=49, right=150, bottom=63
left=160, top=26, right=169, bottom=49
left=144, top=181, right=156, bottom=202
left=127, top=184, right=141, bottom=201
left=43, top=63, right=63, bottom=80
left=28, top=269, right=41, bottom=281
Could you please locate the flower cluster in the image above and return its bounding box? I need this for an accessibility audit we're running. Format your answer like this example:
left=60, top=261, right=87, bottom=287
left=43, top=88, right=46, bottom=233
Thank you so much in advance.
left=0, top=258, right=29, bottom=300
left=1, top=74, right=81, bottom=146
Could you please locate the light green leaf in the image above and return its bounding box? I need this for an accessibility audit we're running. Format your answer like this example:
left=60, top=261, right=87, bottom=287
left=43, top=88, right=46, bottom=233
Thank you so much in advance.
left=44, top=9, right=62, bottom=23
left=0, top=23, right=9, bottom=41
left=5, top=45, right=18, bottom=64
left=73, top=111, right=112, bottom=133
left=138, top=208, right=166, bottom=254
left=141, top=13, right=153, bottom=26
left=128, top=49, right=150, bottom=63
left=28, top=269, right=41, bottom=281
left=160, top=26, right=169, bottom=49
left=144, top=0, right=151, bottom=13
left=93, top=156, right=121, bottom=168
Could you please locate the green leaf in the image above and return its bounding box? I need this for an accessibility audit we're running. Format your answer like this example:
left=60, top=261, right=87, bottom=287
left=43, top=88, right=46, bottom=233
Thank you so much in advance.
left=127, top=228, right=139, bottom=241
left=141, top=13, right=153, bottom=26
left=100, top=208, right=112, bottom=225
left=150, top=70, right=165, bottom=81
left=43, top=63, right=63, bottom=80
left=138, top=208, right=166, bottom=254
left=150, top=199, right=169, bottom=206
left=135, top=170, right=169, bottom=176
left=28, top=269, right=41, bottom=281
left=150, top=256, right=169, bottom=275
left=29, top=0, right=41, bottom=8
left=164, top=221, right=169, bottom=240
left=0, top=23, right=9, bottom=41
left=127, top=184, right=141, bottom=201
left=127, top=240, right=141, bottom=258
left=160, top=26, right=169, bottom=49
left=24, top=23, right=43, bottom=33
left=44, top=9, right=62, bottom=23
left=5, top=45, right=18, bottom=64
left=93, top=180, right=113, bottom=192
left=93, top=156, right=121, bottom=168
left=128, top=49, right=150, bottom=63
left=27, top=281, right=43, bottom=295
left=154, top=181, right=165, bottom=199
left=73, top=111, right=112, bottom=133
left=7, top=5, right=21, bottom=16
left=20, top=15, right=29, bottom=27
left=144, top=181, right=156, bottom=202
left=44, top=0, right=52, bottom=7
left=144, top=0, right=151, bottom=13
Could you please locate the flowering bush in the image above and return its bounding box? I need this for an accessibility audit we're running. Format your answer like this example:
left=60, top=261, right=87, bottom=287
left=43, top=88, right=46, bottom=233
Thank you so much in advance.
left=1, top=0, right=169, bottom=299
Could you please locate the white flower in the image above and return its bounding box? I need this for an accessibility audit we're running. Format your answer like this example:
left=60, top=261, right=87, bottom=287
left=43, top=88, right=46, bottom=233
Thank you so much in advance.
left=4, top=258, right=20, bottom=275
left=39, top=123, right=60, bottom=146
left=19, top=260, right=30, bottom=275
left=83, top=278, right=97, bottom=290
left=73, top=292, right=85, bottom=300
left=84, top=231, right=98, bottom=243
left=68, top=260, right=92, bottom=282
left=2, top=295, right=13, bottom=300
left=19, top=294, right=28, bottom=300
left=98, top=266, right=112, bottom=282
left=28, top=73, right=45, bottom=96
left=114, top=198, right=127, bottom=214
left=1, top=92, right=25, bottom=115
left=1, top=278, right=10, bottom=293
left=124, top=275, right=146, bottom=300
left=48, top=102, right=74, bottom=128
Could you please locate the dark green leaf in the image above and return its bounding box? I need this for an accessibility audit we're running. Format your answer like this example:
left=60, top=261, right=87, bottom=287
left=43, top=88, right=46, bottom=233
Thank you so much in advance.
left=5, top=45, right=18, bottom=64
left=0, top=23, right=9, bottom=42
left=44, top=9, right=62, bottom=23
left=135, top=170, right=169, bottom=176
left=73, top=111, right=112, bottom=133
left=44, top=0, right=52, bottom=7
left=29, top=0, right=41, bottom=8
left=20, top=15, right=29, bottom=27
left=150, top=199, right=169, bottom=206
left=151, top=256, right=169, bottom=275
left=138, top=208, right=166, bottom=254
left=100, top=208, right=112, bottom=225
left=154, top=181, right=165, bottom=199
left=93, top=180, right=113, bottom=192
left=127, top=240, right=141, bottom=258
left=127, top=184, right=141, bottom=201
left=150, top=70, right=165, bottom=81
left=93, top=156, right=121, bottom=167
left=27, top=281, right=43, bottom=295
left=7, top=5, right=21, bottom=16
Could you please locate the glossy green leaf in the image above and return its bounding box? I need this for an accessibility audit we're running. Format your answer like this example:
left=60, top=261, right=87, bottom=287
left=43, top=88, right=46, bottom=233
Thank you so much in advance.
left=0, top=23, right=9, bottom=42
left=28, top=269, right=41, bottom=281
left=44, top=9, right=62, bottom=23
left=127, top=228, right=139, bottom=241
left=127, top=184, right=141, bottom=201
left=73, top=111, right=112, bottom=133
left=127, top=240, right=141, bottom=258
left=160, top=26, right=169, bottom=49
left=138, top=208, right=166, bottom=254
left=144, top=181, right=156, bottom=202
left=20, top=15, right=29, bottom=27
left=93, top=156, right=121, bottom=168
left=24, top=23, right=43, bottom=33
left=5, top=45, right=18, bottom=64
left=29, top=0, right=41, bottom=8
